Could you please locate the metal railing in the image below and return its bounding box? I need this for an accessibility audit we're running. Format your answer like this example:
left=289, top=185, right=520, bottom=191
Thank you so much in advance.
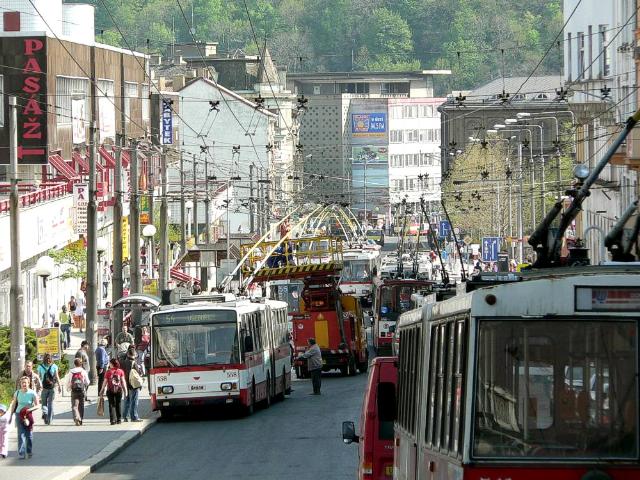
left=0, top=183, right=69, bottom=214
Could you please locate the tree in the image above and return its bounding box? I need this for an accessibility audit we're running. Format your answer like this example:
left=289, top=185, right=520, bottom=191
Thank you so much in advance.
left=49, top=242, right=87, bottom=282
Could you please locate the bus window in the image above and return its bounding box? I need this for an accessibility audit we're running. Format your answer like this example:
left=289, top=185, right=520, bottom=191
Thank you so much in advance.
left=377, top=382, right=396, bottom=440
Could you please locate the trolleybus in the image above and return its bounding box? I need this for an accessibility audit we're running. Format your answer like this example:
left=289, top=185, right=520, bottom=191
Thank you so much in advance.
left=340, top=249, right=381, bottom=306
left=395, top=267, right=640, bottom=480
left=149, top=297, right=291, bottom=417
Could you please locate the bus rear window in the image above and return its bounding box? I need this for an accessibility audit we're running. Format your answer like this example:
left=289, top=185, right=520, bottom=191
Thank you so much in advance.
left=377, top=382, right=396, bottom=440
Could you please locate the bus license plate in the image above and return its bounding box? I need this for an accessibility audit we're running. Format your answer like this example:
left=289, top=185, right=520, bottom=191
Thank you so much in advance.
left=190, top=385, right=205, bottom=391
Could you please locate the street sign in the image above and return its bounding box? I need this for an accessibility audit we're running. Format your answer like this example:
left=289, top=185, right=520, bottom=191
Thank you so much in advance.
left=463, top=235, right=472, bottom=245
left=482, top=237, right=501, bottom=262
left=439, top=220, right=451, bottom=238
left=73, top=183, right=88, bottom=234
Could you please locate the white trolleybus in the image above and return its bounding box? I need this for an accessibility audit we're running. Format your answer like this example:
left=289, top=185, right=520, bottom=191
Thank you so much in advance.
left=395, top=267, right=640, bottom=480
left=340, top=248, right=381, bottom=306
left=149, top=296, right=292, bottom=417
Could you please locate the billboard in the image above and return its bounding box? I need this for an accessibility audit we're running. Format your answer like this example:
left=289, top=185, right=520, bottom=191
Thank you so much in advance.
left=0, top=37, right=48, bottom=164
left=351, top=113, right=386, bottom=137
left=351, top=146, right=389, bottom=212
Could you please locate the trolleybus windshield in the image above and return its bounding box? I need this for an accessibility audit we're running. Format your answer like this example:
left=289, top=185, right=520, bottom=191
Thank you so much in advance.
left=473, top=319, right=638, bottom=459
left=152, top=310, right=240, bottom=367
left=342, top=260, right=372, bottom=282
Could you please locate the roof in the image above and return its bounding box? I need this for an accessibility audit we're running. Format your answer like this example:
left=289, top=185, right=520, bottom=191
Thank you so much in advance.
left=467, top=75, right=563, bottom=101
left=178, top=77, right=278, bottom=118
left=288, top=70, right=451, bottom=82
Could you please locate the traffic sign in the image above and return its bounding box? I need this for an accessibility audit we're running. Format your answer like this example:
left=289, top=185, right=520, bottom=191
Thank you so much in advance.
left=481, top=237, right=501, bottom=262
left=463, top=235, right=472, bottom=245
left=439, top=220, right=451, bottom=238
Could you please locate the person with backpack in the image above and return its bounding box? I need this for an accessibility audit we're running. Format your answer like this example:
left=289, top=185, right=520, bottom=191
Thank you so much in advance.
left=37, top=354, right=61, bottom=425
left=66, top=358, right=89, bottom=426
left=99, top=358, right=128, bottom=425
left=75, top=341, right=91, bottom=402
left=122, top=345, right=144, bottom=422
left=95, top=339, right=110, bottom=394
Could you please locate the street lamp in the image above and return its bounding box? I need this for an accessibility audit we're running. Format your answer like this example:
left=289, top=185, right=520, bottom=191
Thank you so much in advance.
left=185, top=200, right=194, bottom=239
left=35, top=255, right=54, bottom=327
left=142, top=224, right=157, bottom=278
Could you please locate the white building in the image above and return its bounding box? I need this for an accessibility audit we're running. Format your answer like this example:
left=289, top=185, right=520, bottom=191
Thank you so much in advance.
left=178, top=78, right=277, bottom=235
left=564, top=0, right=638, bottom=263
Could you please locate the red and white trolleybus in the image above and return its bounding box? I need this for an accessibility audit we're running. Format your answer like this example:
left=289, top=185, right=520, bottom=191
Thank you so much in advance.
left=149, top=296, right=291, bottom=417
left=395, top=267, right=640, bottom=480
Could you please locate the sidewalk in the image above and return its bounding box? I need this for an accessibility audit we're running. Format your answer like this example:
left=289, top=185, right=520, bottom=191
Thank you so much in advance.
left=1, top=330, right=158, bottom=480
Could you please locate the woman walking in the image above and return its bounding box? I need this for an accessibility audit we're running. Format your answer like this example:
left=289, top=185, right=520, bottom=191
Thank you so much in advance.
left=99, top=358, right=127, bottom=425
left=10, top=377, right=40, bottom=459
left=37, top=354, right=61, bottom=425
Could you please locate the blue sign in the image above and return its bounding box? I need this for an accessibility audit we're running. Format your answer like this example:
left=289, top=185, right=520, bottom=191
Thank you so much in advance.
left=161, top=99, right=173, bottom=145
left=351, top=113, right=387, bottom=136
left=438, top=221, right=451, bottom=238
left=482, top=237, right=501, bottom=262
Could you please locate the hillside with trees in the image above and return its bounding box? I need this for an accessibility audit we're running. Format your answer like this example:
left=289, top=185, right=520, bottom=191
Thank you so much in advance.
left=76, top=0, right=563, bottom=90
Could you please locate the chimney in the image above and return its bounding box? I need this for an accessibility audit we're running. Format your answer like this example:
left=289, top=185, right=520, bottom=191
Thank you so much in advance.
left=173, top=55, right=186, bottom=66
left=173, top=75, right=186, bottom=91
left=150, top=54, right=162, bottom=66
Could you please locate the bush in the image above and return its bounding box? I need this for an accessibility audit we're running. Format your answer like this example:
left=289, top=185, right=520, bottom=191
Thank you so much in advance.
left=0, top=377, right=14, bottom=406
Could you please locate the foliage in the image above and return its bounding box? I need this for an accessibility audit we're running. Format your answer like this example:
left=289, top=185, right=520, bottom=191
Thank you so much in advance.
left=49, top=242, right=87, bottom=282
left=71, top=0, right=562, bottom=90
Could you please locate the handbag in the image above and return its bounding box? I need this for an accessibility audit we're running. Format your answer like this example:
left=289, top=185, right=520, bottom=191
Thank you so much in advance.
left=129, top=366, right=143, bottom=389
left=97, top=396, right=105, bottom=417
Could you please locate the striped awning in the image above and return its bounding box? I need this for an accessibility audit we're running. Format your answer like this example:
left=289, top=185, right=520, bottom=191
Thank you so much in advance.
left=48, top=154, right=79, bottom=180
left=99, top=146, right=116, bottom=168
left=170, top=267, right=201, bottom=285
left=72, top=151, right=89, bottom=174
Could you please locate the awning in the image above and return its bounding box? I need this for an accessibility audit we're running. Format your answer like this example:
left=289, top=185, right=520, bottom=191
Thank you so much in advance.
left=72, top=151, right=89, bottom=174
left=48, top=154, right=79, bottom=180
left=170, top=267, right=201, bottom=285
left=99, top=146, right=116, bottom=169
left=121, top=150, right=130, bottom=168
left=112, top=293, right=162, bottom=310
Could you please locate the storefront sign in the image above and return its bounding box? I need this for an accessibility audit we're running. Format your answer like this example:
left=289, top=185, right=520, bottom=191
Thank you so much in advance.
left=161, top=99, right=173, bottom=145
left=122, top=216, right=130, bottom=260
left=73, top=183, right=88, bottom=234
left=97, top=308, right=111, bottom=338
left=35, top=328, right=61, bottom=361
left=0, top=37, right=48, bottom=164
left=72, top=97, right=86, bottom=144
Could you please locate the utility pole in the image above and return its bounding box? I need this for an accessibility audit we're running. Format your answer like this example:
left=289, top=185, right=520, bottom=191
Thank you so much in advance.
left=192, top=154, right=198, bottom=244
left=518, top=141, right=524, bottom=263
left=249, top=163, right=255, bottom=233
left=112, top=136, right=124, bottom=336
left=159, top=147, right=169, bottom=291
left=530, top=158, right=536, bottom=230
left=130, top=142, right=141, bottom=293
left=204, top=155, right=210, bottom=244
left=86, top=122, right=98, bottom=384
left=9, top=96, right=24, bottom=381
left=180, top=153, right=186, bottom=254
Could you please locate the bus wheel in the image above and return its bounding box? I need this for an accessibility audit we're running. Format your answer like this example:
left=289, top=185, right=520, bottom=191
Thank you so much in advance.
left=264, top=375, right=272, bottom=408
left=340, top=365, right=348, bottom=376
left=159, top=408, right=173, bottom=421
left=277, top=369, right=286, bottom=401
left=285, top=370, right=292, bottom=396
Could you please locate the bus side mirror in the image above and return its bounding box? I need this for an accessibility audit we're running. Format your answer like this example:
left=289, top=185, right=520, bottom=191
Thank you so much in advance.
left=342, top=421, right=359, bottom=444
left=244, top=336, right=254, bottom=352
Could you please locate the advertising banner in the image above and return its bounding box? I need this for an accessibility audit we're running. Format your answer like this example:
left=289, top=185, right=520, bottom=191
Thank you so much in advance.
left=72, top=97, right=86, bottom=144
left=96, top=308, right=111, bottom=338
left=36, top=328, right=61, bottom=361
left=122, top=216, right=130, bottom=260
left=161, top=99, right=173, bottom=145
left=73, top=183, right=88, bottom=234
left=0, top=37, right=48, bottom=164
left=351, top=113, right=386, bottom=137
left=99, top=96, right=116, bottom=142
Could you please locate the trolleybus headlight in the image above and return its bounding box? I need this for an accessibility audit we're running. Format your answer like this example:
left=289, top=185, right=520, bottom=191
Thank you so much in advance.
left=221, top=382, right=233, bottom=391
left=160, top=386, right=174, bottom=394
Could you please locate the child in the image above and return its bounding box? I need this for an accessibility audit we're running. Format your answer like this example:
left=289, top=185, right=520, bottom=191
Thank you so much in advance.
left=0, top=403, right=9, bottom=458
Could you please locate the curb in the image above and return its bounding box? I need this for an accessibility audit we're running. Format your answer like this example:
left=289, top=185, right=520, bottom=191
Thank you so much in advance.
left=50, top=412, right=159, bottom=480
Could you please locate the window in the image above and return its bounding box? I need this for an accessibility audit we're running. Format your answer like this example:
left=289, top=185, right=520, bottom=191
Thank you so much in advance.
left=124, top=81, right=137, bottom=124
left=390, top=105, right=403, bottom=119
left=419, top=105, right=434, bottom=117
left=532, top=93, right=550, bottom=101
left=56, top=76, right=90, bottom=126
left=578, top=32, right=585, bottom=79
left=587, top=26, right=593, bottom=80
left=420, top=153, right=433, bottom=166
left=141, top=84, right=150, bottom=121
left=403, top=105, right=418, bottom=118
left=3, top=12, right=20, bottom=32
left=473, top=320, right=638, bottom=460
left=341, top=83, right=369, bottom=94
left=381, top=82, right=409, bottom=95
left=390, top=130, right=404, bottom=143
left=599, top=25, right=611, bottom=77
left=406, top=129, right=419, bottom=142
left=567, top=32, right=573, bottom=82
left=390, top=155, right=403, bottom=167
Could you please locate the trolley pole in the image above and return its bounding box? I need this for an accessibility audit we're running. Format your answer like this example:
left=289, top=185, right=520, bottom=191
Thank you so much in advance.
left=9, top=96, right=24, bottom=381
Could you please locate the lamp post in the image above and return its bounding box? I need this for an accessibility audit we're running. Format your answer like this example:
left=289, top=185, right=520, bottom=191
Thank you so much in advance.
left=142, top=224, right=157, bottom=278
left=35, top=255, right=54, bottom=327
left=96, top=237, right=108, bottom=304
left=185, top=200, right=194, bottom=240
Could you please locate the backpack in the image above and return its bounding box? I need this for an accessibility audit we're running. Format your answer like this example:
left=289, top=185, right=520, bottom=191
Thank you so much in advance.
left=71, top=371, right=84, bottom=392
left=42, top=366, right=55, bottom=389
left=129, top=364, right=143, bottom=389
left=108, top=371, right=123, bottom=394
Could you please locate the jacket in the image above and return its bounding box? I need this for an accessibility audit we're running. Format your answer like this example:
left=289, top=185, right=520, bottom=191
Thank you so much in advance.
left=300, top=343, right=322, bottom=371
left=95, top=346, right=109, bottom=370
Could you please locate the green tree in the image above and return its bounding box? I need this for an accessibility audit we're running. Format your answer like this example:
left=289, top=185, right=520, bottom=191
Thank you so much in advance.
left=49, top=242, right=87, bottom=282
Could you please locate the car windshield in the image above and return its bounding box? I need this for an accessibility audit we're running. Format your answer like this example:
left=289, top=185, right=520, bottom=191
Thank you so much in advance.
left=152, top=310, right=240, bottom=367
left=342, top=260, right=371, bottom=282
left=473, top=320, right=638, bottom=459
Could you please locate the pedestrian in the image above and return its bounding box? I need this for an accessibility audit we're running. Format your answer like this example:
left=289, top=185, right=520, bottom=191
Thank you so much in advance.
left=95, top=338, right=110, bottom=393
left=10, top=376, right=40, bottom=459
left=68, top=295, right=77, bottom=316
left=137, top=326, right=150, bottom=374
left=297, top=338, right=323, bottom=395
left=58, top=305, right=71, bottom=350
left=76, top=341, right=91, bottom=402
left=115, top=325, right=134, bottom=348
left=102, top=261, right=111, bottom=299
left=37, top=353, right=62, bottom=425
left=15, top=360, right=42, bottom=395
left=0, top=403, right=9, bottom=458
left=67, top=358, right=90, bottom=426
left=122, top=345, right=144, bottom=422
left=122, top=260, right=131, bottom=289
left=99, top=358, right=128, bottom=425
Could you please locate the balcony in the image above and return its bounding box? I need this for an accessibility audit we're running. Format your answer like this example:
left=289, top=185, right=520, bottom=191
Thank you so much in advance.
left=0, top=183, right=69, bottom=215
